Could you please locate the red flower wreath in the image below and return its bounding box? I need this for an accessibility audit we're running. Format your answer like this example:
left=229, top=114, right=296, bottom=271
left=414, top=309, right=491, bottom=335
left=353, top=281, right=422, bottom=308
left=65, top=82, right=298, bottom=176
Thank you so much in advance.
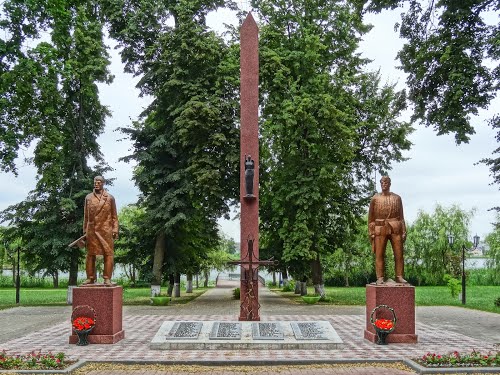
left=72, top=317, right=95, bottom=331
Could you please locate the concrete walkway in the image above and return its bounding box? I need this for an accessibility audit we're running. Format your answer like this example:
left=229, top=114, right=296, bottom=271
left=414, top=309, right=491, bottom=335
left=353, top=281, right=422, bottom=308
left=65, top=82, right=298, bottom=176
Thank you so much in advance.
left=0, top=281, right=498, bottom=374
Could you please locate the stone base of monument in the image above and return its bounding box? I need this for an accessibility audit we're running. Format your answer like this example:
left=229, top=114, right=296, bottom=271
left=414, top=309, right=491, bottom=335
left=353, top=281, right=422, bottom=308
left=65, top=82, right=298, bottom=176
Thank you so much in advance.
left=151, top=321, right=343, bottom=350
left=69, top=285, right=125, bottom=344
left=364, top=283, right=418, bottom=344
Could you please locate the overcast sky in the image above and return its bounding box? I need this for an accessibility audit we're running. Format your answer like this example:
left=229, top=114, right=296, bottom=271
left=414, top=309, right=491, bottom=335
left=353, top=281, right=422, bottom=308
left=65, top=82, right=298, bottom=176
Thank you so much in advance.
left=0, top=6, right=498, bottom=243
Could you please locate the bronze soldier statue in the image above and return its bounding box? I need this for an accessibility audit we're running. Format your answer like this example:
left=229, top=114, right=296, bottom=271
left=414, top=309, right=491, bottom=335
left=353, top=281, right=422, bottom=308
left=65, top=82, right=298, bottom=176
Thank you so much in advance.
left=82, top=176, right=119, bottom=285
left=368, top=176, right=408, bottom=285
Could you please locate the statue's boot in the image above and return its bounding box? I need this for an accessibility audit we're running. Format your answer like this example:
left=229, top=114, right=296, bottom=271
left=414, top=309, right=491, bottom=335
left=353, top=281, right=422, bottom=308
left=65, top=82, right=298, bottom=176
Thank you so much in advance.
left=395, top=276, right=408, bottom=284
left=103, top=255, right=114, bottom=286
left=83, top=255, right=96, bottom=285
left=376, top=277, right=385, bottom=285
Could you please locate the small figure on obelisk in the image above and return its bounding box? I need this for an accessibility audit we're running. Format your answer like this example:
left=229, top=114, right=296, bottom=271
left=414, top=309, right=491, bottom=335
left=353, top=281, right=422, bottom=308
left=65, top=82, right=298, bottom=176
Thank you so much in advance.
left=368, top=176, right=408, bottom=285
left=81, top=176, right=119, bottom=285
left=244, top=154, right=255, bottom=197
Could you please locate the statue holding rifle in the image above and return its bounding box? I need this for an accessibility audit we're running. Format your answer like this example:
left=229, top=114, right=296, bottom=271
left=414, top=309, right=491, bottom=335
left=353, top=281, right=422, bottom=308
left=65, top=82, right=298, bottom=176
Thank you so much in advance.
left=69, top=176, right=119, bottom=285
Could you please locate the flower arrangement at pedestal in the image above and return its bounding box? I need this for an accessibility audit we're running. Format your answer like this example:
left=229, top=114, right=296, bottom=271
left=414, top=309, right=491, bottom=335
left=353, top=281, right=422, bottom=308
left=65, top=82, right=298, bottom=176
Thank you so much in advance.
left=71, top=305, right=97, bottom=346
left=72, top=316, right=95, bottom=331
left=370, top=304, right=396, bottom=345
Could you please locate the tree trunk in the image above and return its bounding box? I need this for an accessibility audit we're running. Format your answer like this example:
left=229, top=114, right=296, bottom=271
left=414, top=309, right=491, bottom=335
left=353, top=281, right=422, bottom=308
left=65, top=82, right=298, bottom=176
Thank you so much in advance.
left=186, top=273, right=193, bottom=293
left=167, top=273, right=174, bottom=297
left=68, top=249, right=79, bottom=286
left=272, top=272, right=276, bottom=286
left=174, top=273, right=181, bottom=297
left=52, top=271, right=59, bottom=288
left=12, top=257, right=16, bottom=286
left=300, top=281, right=308, bottom=296
left=294, top=280, right=301, bottom=294
left=130, top=264, right=136, bottom=285
left=311, top=255, right=325, bottom=298
left=152, top=231, right=166, bottom=286
left=282, top=268, right=289, bottom=287
left=196, top=274, right=199, bottom=288
left=204, top=270, right=209, bottom=287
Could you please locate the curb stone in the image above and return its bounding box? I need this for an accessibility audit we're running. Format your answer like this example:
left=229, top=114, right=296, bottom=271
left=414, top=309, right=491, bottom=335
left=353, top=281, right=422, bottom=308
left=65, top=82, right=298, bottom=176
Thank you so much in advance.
left=0, top=360, right=85, bottom=375
left=0, top=359, right=498, bottom=374
left=403, top=359, right=500, bottom=374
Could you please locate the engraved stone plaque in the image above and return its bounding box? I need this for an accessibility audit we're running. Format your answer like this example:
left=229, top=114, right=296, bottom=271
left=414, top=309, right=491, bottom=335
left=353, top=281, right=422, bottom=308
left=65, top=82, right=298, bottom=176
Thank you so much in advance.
left=166, top=322, right=203, bottom=340
left=209, top=322, right=241, bottom=340
left=252, top=322, right=284, bottom=340
left=291, top=322, right=328, bottom=340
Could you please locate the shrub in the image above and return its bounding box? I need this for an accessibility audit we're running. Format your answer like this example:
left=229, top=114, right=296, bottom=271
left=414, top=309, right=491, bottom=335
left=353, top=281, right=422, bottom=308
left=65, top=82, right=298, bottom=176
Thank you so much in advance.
left=233, top=287, right=240, bottom=299
left=0, top=351, right=71, bottom=370
left=282, top=280, right=295, bottom=292
left=417, top=350, right=499, bottom=368
left=443, top=274, right=461, bottom=298
left=494, top=297, right=500, bottom=307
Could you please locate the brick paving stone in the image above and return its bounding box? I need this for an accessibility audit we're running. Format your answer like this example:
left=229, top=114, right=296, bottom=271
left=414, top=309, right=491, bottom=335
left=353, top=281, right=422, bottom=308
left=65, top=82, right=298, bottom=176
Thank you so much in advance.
left=0, top=284, right=497, bottom=375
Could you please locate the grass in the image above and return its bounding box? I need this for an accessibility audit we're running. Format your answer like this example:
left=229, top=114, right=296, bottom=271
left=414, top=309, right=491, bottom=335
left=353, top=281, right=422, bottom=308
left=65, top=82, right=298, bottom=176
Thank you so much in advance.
left=271, top=285, right=500, bottom=314
left=0, top=287, right=209, bottom=307
left=1, top=284, right=498, bottom=314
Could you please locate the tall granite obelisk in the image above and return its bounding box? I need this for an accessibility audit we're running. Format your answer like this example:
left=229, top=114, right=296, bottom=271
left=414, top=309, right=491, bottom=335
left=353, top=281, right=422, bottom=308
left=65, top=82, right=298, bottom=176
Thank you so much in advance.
left=239, top=13, right=260, bottom=321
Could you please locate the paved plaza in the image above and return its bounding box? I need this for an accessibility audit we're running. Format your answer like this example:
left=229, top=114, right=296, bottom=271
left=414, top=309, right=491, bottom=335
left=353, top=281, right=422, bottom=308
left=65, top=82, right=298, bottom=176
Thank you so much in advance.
left=0, top=280, right=498, bottom=374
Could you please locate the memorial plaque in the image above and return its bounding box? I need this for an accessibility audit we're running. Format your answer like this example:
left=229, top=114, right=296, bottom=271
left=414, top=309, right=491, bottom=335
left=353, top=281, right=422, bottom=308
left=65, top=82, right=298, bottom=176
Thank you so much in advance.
left=291, top=322, right=328, bottom=340
left=166, top=322, right=203, bottom=340
left=209, top=322, right=241, bottom=340
left=252, top=322, right=284, bottom=340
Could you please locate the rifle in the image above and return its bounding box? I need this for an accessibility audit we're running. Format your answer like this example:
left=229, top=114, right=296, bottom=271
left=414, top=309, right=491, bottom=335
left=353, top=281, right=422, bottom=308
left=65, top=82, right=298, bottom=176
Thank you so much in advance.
left=68, top=234, right=86, bottom=249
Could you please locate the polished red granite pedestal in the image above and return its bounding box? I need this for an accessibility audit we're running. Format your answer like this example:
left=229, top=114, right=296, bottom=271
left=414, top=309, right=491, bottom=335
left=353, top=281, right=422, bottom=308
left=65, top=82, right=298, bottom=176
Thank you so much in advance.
left=364, top=283, right=418, bottom=344
left=69, top=285, right=124, bottom=344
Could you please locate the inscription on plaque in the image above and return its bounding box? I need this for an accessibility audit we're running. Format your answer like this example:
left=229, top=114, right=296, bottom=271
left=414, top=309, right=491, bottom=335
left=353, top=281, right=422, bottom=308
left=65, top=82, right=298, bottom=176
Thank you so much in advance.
left=209, top=322, right=241, bottom=340
left=166, top=322, right=203, bottom=340
left=291, top=322, right=328, bottom=340
left=252, top=322, right=284, bottom=340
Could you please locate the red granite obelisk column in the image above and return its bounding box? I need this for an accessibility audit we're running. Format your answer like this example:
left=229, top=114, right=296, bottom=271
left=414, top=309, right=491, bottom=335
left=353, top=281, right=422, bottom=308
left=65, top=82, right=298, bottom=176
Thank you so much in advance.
left=239, top=13, right=260, bottom=321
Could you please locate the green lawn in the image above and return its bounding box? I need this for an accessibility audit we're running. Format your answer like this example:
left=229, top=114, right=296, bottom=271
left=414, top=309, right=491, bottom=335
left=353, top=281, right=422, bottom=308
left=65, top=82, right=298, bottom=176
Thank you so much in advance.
left=0, top=287, right=209, bottom=308
left=273, top=285, right=500, bottom=314
left=1, top=285, right=498, bottom=314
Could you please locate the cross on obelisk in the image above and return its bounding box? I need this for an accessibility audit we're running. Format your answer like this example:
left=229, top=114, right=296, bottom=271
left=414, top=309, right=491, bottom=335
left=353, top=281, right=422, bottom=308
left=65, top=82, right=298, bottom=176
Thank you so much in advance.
left=238, top=13, right=260, bottom=321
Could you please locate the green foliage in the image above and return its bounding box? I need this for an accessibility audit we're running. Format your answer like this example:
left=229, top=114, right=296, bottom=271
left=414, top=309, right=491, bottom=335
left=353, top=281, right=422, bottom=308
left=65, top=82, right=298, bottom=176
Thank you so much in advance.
left=232, top=287, right=240, bottom=300
left=0, top=0, right=113, bottom=284
left=467, top=268, right=499, bottom=287
left=281, top=280, right=295, bottom=292
left=0, top=351, right=70, bottom=370
left=114, top=204, right=154, bottom=283
left=443, top=274, right=461, bottom=298
left=256, top=0, right=412, bottom=287
left=105, top=0, right=240, bottom=280
left=485, top=215, right=500, bottom=284
left=266, top=281, right=277, bottom=288
left=367, top=1, right=500, bottom=191
left=417, top=350, right=500, bottom=368
left=494, top=297, right=500, bottom=307
left=404, top=204, right=474, bottom=285
left=323, top=216, right=375, bottom=286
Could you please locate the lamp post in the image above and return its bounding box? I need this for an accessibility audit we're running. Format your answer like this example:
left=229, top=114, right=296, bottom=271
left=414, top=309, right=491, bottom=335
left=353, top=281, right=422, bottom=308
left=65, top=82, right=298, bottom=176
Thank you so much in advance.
left=448, top=233, right=480, bottom=305
left=15, top=247, right=20, bottom=304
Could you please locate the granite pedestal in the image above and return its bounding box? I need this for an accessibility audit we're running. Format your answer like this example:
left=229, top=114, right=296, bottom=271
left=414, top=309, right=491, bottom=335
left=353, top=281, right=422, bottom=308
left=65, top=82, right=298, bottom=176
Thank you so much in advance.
left=69, top=285, right=125, bottom=344
left=364, top=283, right=418, bottom=344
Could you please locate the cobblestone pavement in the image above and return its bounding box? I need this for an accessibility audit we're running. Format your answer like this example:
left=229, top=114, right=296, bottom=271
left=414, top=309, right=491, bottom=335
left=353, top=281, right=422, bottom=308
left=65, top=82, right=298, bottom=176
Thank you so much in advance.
left=0, top=280, right=498, bottom=375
